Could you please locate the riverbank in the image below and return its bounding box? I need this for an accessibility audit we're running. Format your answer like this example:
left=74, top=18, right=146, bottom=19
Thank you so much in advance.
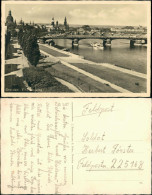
left=54, top=39, right=147, bottom=74
left=39, top=43, right=147, bottom=93
left=39, top=50, right=117, bottom=92
left=40, top=43, right=146, bottom=78
left=39, top=47, right=119, bottom=92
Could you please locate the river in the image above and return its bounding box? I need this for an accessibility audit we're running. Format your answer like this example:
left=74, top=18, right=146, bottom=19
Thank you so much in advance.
left=54, top=39, right=147, bottom=74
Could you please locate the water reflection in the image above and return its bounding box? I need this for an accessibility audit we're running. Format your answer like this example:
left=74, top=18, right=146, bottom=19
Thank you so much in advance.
left=72, top=45, right=79, bottom=51
left=130, top=45, right=147, bottom=51
left=54, top=39, right=147, bottom=74
left=104, top=47, right=112, bottom=51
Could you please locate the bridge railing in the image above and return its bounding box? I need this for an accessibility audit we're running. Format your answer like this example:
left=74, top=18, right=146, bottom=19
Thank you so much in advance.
left=40, top=35, right=147, bottom=40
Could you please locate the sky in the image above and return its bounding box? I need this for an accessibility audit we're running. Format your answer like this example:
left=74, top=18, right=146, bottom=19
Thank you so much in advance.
left=5, top=3, right=148, bottom=26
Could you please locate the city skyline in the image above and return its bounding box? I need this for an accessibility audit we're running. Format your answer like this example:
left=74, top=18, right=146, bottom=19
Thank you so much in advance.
left=5, top=4, right=148, bottom=26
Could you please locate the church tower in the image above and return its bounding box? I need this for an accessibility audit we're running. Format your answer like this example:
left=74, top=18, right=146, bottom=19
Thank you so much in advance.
left=64, top=17, right=67, bottom=27
left=51, top=17, right=55, bottom=27
left=6, top=10, right=14, bottom=25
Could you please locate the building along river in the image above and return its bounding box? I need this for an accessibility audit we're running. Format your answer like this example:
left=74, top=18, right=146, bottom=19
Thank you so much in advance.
left=54, top=39, right=147, bottom=74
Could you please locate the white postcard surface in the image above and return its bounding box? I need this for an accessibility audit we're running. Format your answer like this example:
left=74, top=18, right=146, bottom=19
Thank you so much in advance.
left=1, top=98, right=151, bottom=194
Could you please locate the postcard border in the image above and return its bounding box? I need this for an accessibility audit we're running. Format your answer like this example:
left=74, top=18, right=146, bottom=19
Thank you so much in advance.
left=1, top=1, right=151, bottom=98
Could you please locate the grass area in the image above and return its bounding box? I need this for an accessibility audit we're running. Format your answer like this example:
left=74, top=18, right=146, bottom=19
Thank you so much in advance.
left=5, top=64, right=20, bottom=74
left=23, top=66, right=72, bottom=92
left=71, top=63, right=147, bottom=93
left=46, top=64, right=118, bottom=93
left=39, top=44, right=69, bottom=57
left=37, top=53, right=59, bottom=68
left=5, top=75, right=28, bottom=92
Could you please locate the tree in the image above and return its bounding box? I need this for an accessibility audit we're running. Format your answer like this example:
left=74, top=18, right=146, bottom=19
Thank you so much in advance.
left=18, top=28, right=40, bottom=66
left=5, top=31, right=11, bottom=58
left=26, top=35, right=40, bottom=66
left=82, top=25, right=91, bottom=31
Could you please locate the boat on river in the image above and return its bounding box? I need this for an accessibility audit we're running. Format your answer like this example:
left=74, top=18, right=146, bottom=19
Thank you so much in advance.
left=90, top=42, right=104, bottom=50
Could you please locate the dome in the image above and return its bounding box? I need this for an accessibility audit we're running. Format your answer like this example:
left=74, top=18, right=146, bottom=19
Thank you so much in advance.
left=6, top=10, right=13, bottom=24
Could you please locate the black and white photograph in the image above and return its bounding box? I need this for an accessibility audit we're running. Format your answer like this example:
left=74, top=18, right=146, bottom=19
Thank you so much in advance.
left=1, top=1, right=151, bottom=97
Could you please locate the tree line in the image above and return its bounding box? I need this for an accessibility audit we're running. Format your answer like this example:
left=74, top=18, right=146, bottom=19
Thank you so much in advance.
left=18, top=27, right=40, bottom=66
left=5, top=31, right=11, bottom=59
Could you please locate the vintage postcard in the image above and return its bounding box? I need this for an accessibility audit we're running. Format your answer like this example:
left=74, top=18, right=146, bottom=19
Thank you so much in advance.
left=1, top=98, right=151, bottom=194
left=1, top=1, right=151, bottom=97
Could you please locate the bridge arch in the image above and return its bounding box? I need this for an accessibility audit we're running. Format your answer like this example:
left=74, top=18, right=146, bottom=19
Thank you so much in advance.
left=39, top=35, right=147, bottom=48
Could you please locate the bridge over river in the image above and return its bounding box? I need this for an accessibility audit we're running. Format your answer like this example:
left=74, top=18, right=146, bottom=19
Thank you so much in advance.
left=39, top=35, right=147, bottom=47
